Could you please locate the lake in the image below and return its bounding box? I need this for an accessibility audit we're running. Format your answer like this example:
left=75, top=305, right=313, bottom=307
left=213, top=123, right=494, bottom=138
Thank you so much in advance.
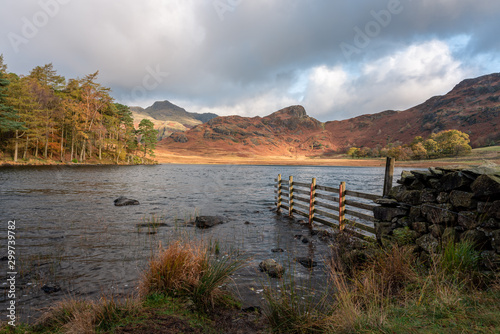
left=0, top=164, right=406, bottom=323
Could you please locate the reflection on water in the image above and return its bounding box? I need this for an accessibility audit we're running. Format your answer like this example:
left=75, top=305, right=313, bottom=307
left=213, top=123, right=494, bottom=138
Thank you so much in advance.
left=0, top=164, right=404, bottom=322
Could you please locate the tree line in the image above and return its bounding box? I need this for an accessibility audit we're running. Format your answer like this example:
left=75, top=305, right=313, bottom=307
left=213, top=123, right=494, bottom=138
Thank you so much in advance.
left=347, top=129, right=473, bottom=160
left=0, top=56, right=157, bottom=164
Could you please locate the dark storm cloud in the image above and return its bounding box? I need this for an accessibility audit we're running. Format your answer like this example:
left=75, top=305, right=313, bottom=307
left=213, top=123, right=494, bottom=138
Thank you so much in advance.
left=1, top=0, right=499, bottom=120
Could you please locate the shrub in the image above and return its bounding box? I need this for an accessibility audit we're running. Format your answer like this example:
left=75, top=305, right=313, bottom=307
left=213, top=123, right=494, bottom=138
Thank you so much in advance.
left=139, top=239, right=247, bottom=312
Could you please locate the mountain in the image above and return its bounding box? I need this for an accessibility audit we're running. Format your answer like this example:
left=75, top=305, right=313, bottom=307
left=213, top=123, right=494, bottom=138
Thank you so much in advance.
left=324, top=73, right=500, bottom=151
left=130, top=100, right=218, bottom=140
left=158, top=73, right=500, bottom=157
left=162, top=105, right=330, bottom=157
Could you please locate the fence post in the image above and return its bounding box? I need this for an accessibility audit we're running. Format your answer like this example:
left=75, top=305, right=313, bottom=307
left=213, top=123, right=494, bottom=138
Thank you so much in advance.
left=309, top=177, right=316, bottom=226
left=339, top=181, right=346, bottom=231
left=289, top=175, right=294, bottom=217
left=277, top=174, right=282, bottom=213
left=383, top=157, right=395, bottom=197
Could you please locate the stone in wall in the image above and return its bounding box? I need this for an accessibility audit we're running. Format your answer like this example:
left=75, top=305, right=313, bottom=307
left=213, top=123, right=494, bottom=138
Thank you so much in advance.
left=373, top=163, right=500, bottom=257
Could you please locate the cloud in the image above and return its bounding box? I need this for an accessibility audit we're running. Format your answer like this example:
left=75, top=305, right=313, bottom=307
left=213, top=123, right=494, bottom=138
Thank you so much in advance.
left=1, top=0, right=499, bottom=121
left=299, top=40, right=469, bottom=120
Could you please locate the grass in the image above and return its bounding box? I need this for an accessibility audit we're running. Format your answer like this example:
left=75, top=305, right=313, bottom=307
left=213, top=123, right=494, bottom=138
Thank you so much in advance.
left=261, top=240, right=500, bottom=334
left=3, top=237, right=498, bottom=333
left=0, top=237, right=250, bottom=333
left=139, top=238, right=248, bottom=312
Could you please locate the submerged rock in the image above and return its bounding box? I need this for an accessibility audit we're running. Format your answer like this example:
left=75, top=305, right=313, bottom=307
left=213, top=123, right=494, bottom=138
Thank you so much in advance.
left=259, top=259, right=284, bottom=278
left=195, top=216, right=225, bottom=228
left=295, top=257, right=318, bottom=268
left=41, top=284, right=61, bottom=294
left=114, top=196, right=140, bottom=206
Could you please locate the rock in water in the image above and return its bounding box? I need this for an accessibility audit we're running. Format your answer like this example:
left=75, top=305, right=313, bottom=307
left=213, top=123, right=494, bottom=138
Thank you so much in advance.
left=259, top=259, right=284, bottom=278
left=114, top=196, right=140, bottom=206
left=195, top=216, right=225, bottom=228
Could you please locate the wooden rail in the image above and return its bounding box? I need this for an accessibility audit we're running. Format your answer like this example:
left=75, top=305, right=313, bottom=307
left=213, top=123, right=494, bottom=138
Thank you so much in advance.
left=274, top=158, right=395, bottom=239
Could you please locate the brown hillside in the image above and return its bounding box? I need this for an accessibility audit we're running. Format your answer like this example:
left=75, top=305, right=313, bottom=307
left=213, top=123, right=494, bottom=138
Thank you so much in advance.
left=159, top=73, right=500, bottom=158
left=325, top=73, right=500, bottom=151
left=160, top=105, right=330, bottom=157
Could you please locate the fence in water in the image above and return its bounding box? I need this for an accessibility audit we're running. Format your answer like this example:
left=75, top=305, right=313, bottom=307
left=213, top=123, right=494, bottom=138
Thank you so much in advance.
left=274, top=158, right=395, bottom=239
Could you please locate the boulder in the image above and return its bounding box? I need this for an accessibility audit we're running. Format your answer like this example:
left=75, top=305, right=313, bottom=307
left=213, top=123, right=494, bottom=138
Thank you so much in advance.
left=114, top=196, right=140, bottom=206
left=421, top=204, right=457, bottom=225
left=41, top=284, right=61, bottom=294
left=450, top=190, right=476, bottom=209
left=195, top=216, right=225, bottom=229
left=374, top=198, right=399, bottom=207
left=411, top=170, right=433, bottom=182
left=471, top=174, right=500, bottom=198
left=416, top=234, right=439, bottom=254
left=259, top=259, right=284, bottom=278
left=436, top=192, right=450, bottom=204
left=441, top=172, right=472, bottom=191
left=295, top=257, right=318, bottom=269
left=401, top=190, right=422, bottom=205
left=373, top=206, right=408, bottom=221
left=389, top=185, right=406, bottom=202
left=420, top=189, right=437, bottom=203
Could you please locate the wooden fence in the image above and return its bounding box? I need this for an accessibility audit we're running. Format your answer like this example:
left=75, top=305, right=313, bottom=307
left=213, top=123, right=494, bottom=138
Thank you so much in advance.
left=274, top=158, right=395, bottom=239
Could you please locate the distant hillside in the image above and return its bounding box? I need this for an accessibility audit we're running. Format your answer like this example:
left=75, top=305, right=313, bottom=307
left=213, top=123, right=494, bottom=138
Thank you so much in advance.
left=130, top=100, right=218, bottom=140
left=324, top=73, right=500, bottom=151
left=159, top=73, right=500, bottom=157
left=162, top=105, right=329, bottom=157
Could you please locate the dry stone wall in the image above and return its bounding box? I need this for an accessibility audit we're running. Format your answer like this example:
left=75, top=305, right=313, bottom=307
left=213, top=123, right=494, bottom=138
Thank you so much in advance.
left=373, top=165, right=500, bottom=270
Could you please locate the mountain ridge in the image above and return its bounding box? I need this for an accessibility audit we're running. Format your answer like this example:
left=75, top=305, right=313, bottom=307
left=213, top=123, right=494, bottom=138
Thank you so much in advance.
left=158, top=73, right=500, bottom=157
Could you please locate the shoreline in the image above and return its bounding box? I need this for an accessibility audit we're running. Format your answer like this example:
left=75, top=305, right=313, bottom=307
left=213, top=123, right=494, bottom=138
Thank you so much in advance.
left=2, top=150, right=498, bottom=168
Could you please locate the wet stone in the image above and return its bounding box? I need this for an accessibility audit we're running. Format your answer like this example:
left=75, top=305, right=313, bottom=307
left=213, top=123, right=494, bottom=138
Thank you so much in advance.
left=114, top=196, right=140, bottom=206
left=195, top=216, right=225, bottom=229
left=41, top=285, right=61, bottom=294
left=295, top=257, right=318, bottom=269
left=259, top=259, right=284, bottom=278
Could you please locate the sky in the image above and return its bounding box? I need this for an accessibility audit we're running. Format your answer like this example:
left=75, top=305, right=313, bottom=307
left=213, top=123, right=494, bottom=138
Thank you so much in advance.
left=1, top=0, right=500, bottom=121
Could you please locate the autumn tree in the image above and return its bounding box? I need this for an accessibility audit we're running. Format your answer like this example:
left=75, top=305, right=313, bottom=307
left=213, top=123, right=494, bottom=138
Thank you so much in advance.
left=138, top=119, right=157, bottom=158
left=0, top=57, right=25, bottom=161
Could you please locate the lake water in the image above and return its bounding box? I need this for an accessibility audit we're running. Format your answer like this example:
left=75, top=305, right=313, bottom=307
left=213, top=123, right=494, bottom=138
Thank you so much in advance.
left=0, top=164, right=406, bottom=323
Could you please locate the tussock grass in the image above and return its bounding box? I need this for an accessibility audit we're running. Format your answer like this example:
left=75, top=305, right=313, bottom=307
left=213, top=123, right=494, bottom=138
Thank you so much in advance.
left=33, top=295, right=141, bottom=333
left=263, top=279, right=332, bottom=333
left=263, top=240, right=499, bottom=333
left=140, top=239, right=247, bottom=312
